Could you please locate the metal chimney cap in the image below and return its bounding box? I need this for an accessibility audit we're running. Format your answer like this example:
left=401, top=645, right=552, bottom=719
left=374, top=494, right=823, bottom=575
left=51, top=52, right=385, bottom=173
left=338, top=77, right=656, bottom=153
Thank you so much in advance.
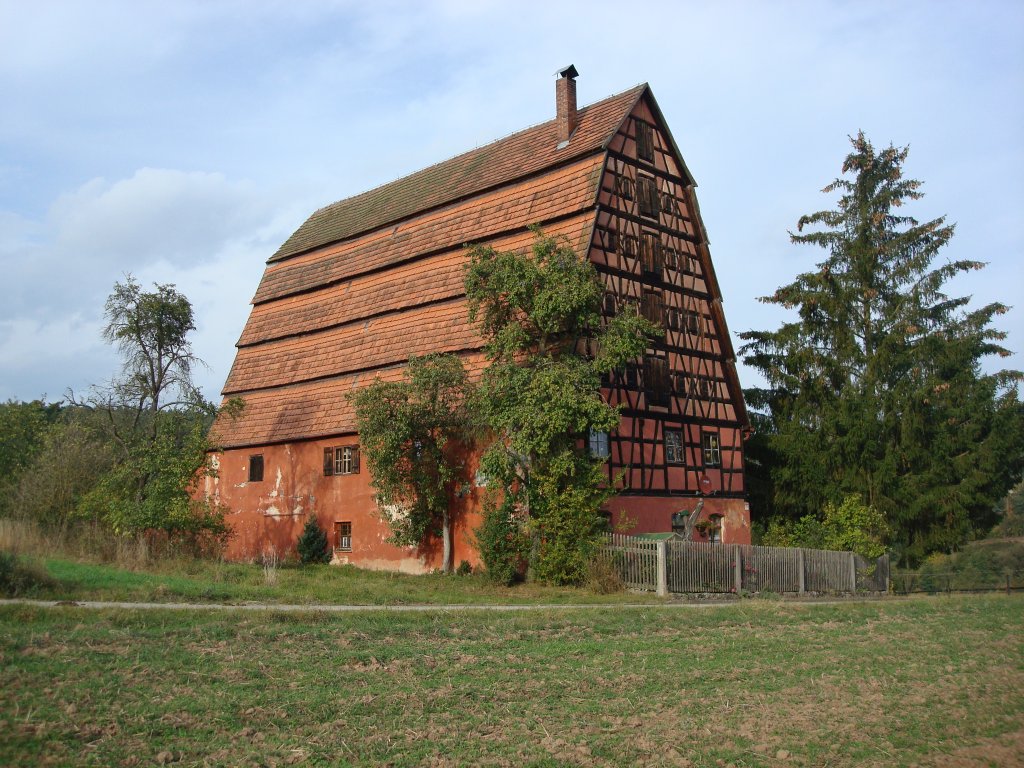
left=555, top=64, right=579, bottom=79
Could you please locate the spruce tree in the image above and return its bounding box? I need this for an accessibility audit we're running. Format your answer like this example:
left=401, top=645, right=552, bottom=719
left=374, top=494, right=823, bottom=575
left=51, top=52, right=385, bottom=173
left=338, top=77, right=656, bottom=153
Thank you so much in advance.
left=296, top=516, right=331, bottom=564
left=741, top=133, right=1024, bottom=564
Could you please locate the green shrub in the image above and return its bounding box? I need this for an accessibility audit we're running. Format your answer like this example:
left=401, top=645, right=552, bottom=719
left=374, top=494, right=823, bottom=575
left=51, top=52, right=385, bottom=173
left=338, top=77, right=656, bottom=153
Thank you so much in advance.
left=296, top=516, right=331, bottom=565
left=586, top=556, right=624, bottom=595
left=917, top=539, right=1024, bottom=591
left=474, top=493, right=527, bottom=585
left=0, top=550, right=57, bottom=597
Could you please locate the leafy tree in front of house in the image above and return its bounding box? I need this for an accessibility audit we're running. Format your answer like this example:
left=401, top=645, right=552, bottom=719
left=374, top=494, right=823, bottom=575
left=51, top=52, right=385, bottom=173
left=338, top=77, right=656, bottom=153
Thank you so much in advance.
left=351, top=354, right=474, bottom=574
left=69, top=276, right=232, bottom=551
left=741, top=133, right=1024, bottom=565
left=465, top=230, right=656, bottom=585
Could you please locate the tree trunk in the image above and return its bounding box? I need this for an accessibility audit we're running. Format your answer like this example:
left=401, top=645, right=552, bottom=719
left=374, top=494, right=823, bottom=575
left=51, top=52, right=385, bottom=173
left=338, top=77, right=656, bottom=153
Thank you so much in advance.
left=442, top=508, right=452, bottom=574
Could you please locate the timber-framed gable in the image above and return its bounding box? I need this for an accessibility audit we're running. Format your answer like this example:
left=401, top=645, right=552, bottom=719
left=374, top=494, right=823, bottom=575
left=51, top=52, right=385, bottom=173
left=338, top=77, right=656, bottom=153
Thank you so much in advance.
left=205, top=67, right=751, bottom=569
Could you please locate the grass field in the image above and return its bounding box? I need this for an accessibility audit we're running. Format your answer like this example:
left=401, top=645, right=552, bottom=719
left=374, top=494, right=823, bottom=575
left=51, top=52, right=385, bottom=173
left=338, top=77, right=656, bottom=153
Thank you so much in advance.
left=9, top=555, right=664, bottom=606
left=2, top=595, right=1021, bottom=767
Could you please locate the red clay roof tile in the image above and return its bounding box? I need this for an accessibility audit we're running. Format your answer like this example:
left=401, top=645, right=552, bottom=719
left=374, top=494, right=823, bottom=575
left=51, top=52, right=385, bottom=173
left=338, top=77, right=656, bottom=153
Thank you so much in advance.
left=268, top=85, right=644, bottom=263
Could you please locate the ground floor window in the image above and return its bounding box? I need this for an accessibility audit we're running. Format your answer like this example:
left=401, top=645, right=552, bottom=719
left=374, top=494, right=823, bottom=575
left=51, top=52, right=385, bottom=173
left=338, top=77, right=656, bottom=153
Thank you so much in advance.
left=334, top=521, right=352, bottom=552
left=248, top=454, right=264, bottom=482
left=702, top=431, right=721, bottom=467
left=665, top=429, right=684, bottom=464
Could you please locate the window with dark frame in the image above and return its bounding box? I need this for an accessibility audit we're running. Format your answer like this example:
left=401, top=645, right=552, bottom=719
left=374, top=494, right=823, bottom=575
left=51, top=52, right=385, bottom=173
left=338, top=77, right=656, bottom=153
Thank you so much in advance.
left=641, top=289, right=664, bottom=326
left=644, top=356, right=670, bottom=406
left=673, top=372, right=689, bottom=395
left=640, top=231, right=662, bottom=276
left=684, top=310, right=703, bottom=336
left=702, top=431, right=721, bottom=467
left=615, top=173, right=635, bottom=201
left=665, top=429, right=684, bottom=465
left=334, top=521, right=352, bottom=552
left=588, top=429, right=610, bottom=459
left=660, top=192, right=675, bottom=215
left=637, top=175, right=660, bottom=219
left=248, top=454, right=264, bottom=483
left=323, top=445, right=360, bottom=476
left=636, top=121, right=654, bottom=162
left=621, top=234, right=639, bottom=259
left=602, top=292, right=617, bottom=316
left=662, top=246, right=678, bottom=272
left=605, top=229, right=619, bottom=253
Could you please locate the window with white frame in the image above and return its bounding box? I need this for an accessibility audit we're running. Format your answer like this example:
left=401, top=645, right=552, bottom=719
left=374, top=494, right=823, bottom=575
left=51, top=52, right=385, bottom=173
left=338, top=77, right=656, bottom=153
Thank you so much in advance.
left=334, top=521, right=352, bottom=551
left=323, top=445, right=360, bottom=476
left=588, top=429, right=610, bottom=459
left=701, top=431, right=721, bottom=467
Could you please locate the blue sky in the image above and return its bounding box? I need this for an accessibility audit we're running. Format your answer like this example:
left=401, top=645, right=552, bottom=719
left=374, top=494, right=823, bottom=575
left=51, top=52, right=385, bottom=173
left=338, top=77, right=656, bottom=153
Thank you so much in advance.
left=2, top=0, right=1022, bottom=403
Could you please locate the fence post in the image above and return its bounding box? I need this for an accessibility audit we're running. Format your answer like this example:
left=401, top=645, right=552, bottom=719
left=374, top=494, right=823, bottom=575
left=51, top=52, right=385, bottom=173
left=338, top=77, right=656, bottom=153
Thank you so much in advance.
left=797, top=548, right=805, bottom=595
left=656, top=541, right=667, bottom=597
left=733, top=545, right=742, bottom=593
left=848, top=551, right=857, bottom=593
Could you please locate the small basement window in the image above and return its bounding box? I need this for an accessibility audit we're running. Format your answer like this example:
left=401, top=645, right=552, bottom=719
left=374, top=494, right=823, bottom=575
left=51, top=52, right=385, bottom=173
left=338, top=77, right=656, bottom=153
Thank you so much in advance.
left=334, top=521, right=352, bottom=552
left=248, top=454, right=264, bottom=482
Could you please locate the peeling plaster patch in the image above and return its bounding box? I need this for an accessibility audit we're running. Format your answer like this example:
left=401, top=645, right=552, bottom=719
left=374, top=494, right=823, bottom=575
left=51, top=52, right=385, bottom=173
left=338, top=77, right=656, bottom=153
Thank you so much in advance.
left=268, top=466, right=283, bottom=498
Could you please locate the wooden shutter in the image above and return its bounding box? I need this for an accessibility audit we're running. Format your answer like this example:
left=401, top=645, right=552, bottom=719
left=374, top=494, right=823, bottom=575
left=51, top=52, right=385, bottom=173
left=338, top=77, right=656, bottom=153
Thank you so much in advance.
left=323, top=447, right=334, bottom=476
left=350, top=447, right=360, bottom=473
left=636, top=121, right=654, bottom=162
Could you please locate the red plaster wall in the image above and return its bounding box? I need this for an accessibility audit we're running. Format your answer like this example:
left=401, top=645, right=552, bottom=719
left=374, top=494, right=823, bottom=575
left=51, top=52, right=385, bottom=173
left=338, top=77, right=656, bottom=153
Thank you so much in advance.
left=205, top=440, right=484, bottom=573
left=607, top=495, right=751, bottom=545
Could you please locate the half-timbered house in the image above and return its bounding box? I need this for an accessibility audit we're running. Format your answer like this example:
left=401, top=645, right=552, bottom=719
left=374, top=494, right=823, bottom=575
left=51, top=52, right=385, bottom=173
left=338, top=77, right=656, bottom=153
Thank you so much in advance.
left=205, top=67, right=751, bottom=571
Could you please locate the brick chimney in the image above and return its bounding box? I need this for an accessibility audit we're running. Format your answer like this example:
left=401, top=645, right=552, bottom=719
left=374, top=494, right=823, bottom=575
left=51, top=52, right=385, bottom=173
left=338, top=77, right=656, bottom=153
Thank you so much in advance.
left=555, top=64, right=579, bottom=144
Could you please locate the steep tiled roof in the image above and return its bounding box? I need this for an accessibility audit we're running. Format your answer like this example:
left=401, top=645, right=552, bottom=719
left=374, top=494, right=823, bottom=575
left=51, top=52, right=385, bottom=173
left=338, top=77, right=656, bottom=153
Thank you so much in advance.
left=213, top=84, right=647, bottom=449
left=269, top=85, right=645, bottom=263
left=240, top=212, right=594, bottom=347
left=211, top=353, right=489, bottom=448
left=254, top=155, right=604, bottom=305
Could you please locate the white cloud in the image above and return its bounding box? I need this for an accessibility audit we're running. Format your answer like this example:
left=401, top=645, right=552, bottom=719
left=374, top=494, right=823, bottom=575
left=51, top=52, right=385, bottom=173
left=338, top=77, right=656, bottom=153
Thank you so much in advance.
left=50, top=168, right=269, bottom=268
left=1, top=167, right=295, bottom=402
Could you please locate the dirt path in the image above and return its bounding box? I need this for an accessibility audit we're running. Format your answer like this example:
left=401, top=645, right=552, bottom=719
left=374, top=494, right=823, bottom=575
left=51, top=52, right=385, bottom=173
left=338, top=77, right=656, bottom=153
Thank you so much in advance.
left=0, top=596, right=866, bottom=613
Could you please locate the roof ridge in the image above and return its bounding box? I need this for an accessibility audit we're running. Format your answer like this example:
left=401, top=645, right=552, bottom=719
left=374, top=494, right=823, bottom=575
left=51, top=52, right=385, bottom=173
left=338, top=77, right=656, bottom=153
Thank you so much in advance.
left=268, top=82, right=648, bottom=263
left=307, top=82, right=649, bottom=220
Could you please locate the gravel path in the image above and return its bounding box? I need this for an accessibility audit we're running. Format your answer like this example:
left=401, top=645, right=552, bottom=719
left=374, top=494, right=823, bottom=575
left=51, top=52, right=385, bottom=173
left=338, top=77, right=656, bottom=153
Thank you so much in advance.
left=0, top=597, right=861, bottom=613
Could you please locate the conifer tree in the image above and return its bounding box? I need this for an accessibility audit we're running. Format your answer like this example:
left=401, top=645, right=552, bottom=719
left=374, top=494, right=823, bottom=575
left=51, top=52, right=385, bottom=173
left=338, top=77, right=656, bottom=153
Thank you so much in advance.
left=741, top=133, right=1024, bottom=564
left=296, top=515, right=331, bottom=564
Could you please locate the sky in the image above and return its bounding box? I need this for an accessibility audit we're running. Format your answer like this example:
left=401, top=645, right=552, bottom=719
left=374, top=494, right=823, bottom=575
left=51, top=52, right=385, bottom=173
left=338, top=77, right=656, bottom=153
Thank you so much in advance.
left=2, top=0, right=1022, bottom=404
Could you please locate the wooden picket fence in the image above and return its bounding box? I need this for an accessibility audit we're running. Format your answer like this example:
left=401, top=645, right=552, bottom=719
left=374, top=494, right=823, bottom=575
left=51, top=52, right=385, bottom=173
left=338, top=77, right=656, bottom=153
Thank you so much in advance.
left=600, top=534, right=887, bottom=595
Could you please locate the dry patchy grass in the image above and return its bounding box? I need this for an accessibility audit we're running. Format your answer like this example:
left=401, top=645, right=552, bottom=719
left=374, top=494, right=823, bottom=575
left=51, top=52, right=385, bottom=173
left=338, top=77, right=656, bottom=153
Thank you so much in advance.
left=1, top=596, right=1021, bottom=766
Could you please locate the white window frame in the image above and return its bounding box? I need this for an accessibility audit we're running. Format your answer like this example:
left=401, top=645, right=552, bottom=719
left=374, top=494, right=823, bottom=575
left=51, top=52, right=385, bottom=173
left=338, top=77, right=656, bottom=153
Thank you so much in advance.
left=588, top=429, right=610, bottom=459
